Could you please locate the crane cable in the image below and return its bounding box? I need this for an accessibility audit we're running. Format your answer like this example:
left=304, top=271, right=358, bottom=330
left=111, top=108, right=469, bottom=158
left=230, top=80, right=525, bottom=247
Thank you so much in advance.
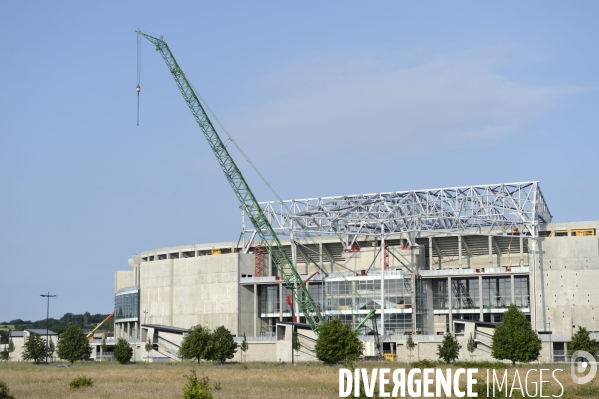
left=136, top=33, right=141, bottom=125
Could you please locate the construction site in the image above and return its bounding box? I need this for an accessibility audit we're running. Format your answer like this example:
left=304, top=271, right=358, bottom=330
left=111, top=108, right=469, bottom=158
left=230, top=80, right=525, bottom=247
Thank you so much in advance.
left=110, top=32, right=599, bottom=364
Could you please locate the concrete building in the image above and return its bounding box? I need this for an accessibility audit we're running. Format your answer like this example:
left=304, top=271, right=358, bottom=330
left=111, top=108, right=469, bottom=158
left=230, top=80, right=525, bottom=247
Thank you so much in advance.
left=113, top=182, right=599, bottom=362
left=8, top=329, right=58, bottom=362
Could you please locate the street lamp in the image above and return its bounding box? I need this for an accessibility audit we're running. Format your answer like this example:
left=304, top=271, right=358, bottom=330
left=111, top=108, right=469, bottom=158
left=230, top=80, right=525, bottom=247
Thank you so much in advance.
left=40, top=292, right=56, bottom=365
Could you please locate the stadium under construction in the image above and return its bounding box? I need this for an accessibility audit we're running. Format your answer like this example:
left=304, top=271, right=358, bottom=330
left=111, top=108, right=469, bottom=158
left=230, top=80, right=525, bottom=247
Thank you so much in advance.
left=114, top=181, right=599, bottom=363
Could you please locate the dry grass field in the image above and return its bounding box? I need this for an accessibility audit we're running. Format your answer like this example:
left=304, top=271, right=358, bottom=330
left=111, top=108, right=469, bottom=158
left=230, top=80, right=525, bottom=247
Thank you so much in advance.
left=0, top=361, right=598, bottom=399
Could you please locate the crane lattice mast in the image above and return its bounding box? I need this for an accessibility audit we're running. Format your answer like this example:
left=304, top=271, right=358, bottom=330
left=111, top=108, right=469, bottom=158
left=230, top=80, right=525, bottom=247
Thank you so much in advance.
left=136, top=31, right=327, bottom=333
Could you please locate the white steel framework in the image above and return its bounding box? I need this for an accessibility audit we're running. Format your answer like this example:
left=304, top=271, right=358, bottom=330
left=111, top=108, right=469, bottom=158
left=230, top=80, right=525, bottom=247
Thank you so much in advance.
left=242, top=182, right=551, bottom=244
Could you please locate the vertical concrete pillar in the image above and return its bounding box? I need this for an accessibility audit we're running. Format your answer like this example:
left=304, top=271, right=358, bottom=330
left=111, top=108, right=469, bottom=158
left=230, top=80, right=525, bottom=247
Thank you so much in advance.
left=428, top=237, right=433, bottom=270
left=479, top=275, right=484, bottom=321
left=253, top=283, right=258, bottom=337
left=169, top=259, right=174, bottom=327
left=458, top=235, right=463, bottom=269
left=319, top=238, right=323, bottom=275
left=279, top=282, right=283, bottom=321
left=447, top=277, right=453, bottom=333
left=488, top=236, right=493, bottom=267
left=510, top=274, right=515, bottom=305
left=519, top=237, right=524, bottom=266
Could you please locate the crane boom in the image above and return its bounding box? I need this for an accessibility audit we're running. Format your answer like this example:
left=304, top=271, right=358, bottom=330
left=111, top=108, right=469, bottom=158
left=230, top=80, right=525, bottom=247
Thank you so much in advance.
left=137, top=31, right=326, bottom=333
left=86, top=312, right=115, bottom=340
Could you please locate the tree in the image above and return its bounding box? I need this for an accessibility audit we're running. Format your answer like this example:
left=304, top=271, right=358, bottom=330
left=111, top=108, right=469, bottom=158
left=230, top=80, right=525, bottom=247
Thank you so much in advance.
left=240, top=333, right=248, bottom=363
left=437, top=333, right=461, bottom=363
left=179, top=325, right=211, bottom=365
left=56, top=324, right=92, bottom=364
left=406, top=335, right=416, bottom=362
left=315, top=318, right=364, bottom=365
left=467, top=333, right=476, bottom=361
left=569, top=326, right=598, bottom=360
left=114, top=338, right=133, bottom=364
left=22, top=334, right=46, bottom=364
left=492, top=304, right=541, bottom=365
left=209, top=326, right=237, bottom=364
left=7, top=336, right=14, bottom=362
left=48, top=338, right=55, bottom=361
left=145, top=338, right=152, bottom=362
left=101, top=334, right=108, bottom=361
left=293, top=330, right=301, bottom=362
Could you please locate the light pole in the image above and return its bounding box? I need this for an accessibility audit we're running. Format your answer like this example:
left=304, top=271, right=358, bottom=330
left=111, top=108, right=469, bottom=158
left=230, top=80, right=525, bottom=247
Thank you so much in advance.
left=40, top=292, right=56, bottom=365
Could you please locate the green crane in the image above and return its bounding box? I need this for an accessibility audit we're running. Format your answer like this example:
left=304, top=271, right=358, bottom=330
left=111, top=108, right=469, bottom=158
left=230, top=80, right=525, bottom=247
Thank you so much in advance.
left=136, top=31, right=328, bottom=333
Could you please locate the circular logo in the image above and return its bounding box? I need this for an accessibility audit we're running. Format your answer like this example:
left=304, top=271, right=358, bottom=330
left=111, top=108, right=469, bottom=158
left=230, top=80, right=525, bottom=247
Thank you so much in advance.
left=571, top=351, right=597, bottom=385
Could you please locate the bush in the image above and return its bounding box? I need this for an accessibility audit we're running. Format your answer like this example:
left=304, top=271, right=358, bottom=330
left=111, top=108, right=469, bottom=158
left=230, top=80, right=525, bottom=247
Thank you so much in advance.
left=113, top=338, right=133, bottom=364
left=0, top=381, right=15, bottom=399
left=69, top=375, right=94, bottom=390
left=453, top=360, right=509, bottom=369
left=315, top=318, right=364, bottom=364
left=183, top=367, right=213, bottom=399
left=437, top=333, right=461, bottom=363
left=410, top=359, right=438, bottom=368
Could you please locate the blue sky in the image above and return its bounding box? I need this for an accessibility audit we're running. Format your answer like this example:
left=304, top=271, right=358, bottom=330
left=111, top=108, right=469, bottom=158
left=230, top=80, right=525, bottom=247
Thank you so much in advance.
left=1, top=2, right=597, bottom=322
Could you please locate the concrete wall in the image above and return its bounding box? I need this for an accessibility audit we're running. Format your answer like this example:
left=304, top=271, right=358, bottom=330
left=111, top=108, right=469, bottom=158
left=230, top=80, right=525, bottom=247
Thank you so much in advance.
left=138, top=253, right=254, bottom=334
left=232, top=341, right=276, bottom=362
left=115, top=270, right=135, bottom=291
left=535, top=235, right=599, bottom=335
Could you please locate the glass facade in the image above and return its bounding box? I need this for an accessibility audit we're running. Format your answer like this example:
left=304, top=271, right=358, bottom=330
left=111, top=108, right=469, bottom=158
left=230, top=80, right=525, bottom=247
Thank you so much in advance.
left=260, top=285, right=279, bottom=314
left=514, top=276, right=530, bottom=308
left=114, top=290, right=139, bottom=321
left=482, top=277, right=511, bottom=309
left=326, top=278, right=411, bottom=312
left=452, top=278, right=480, bottom=310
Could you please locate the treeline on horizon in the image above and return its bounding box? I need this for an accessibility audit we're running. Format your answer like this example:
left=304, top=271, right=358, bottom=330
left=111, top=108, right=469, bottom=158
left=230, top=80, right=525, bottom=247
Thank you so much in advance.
left=0, top=312, right=113, bottom=340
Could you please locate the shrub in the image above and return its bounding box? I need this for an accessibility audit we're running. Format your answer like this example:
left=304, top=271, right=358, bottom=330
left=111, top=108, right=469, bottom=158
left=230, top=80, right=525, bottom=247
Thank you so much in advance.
left=113, top=338, right=133, bottom=364
left=0, top=381, right=15, bottom=399
left=69, top=375, right=94, bottom=390
left=183, top=367, right=213, bottom=399
left=315, top=318, right=364, bottom=364
left=437, top=333, right=461, bottom=363
left=410, top=359, right=438, bottom=368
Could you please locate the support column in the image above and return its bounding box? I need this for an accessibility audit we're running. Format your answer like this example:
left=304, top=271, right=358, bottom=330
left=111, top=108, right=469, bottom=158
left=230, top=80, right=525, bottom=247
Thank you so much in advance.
left=380, top=226, right=385, bottom=336
left=279, top=282, right=283, bottom=321
left=488, top=236, right=493, bottom=268
left=479, top=275, right=484, bottom=321
left=447, top=277, right=453, bottom=333
left=458, top=235, right=463, bottom=269
left=510, top=274, right=515, bottom=305
left=519, top=237, right=524, bottom=266
left=428, top=237, right=433, bottom=270
left=253, top=283, right=258, bottom=337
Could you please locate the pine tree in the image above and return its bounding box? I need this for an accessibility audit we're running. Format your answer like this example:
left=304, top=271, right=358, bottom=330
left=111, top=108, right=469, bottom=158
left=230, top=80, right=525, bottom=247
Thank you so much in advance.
left=492, top=304, right=541, bottom=365
left=467, top=333, right=476, bottom=361
left=56, top=324, right=92, bottom=364
left=569, top=326, right=598, bottom=360
left=437, top=333, right=461, bottom=363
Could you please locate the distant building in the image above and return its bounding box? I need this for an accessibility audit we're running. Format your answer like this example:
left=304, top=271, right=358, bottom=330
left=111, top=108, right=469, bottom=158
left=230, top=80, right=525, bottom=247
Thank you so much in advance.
left=9, top=329, right=57, bottom=362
